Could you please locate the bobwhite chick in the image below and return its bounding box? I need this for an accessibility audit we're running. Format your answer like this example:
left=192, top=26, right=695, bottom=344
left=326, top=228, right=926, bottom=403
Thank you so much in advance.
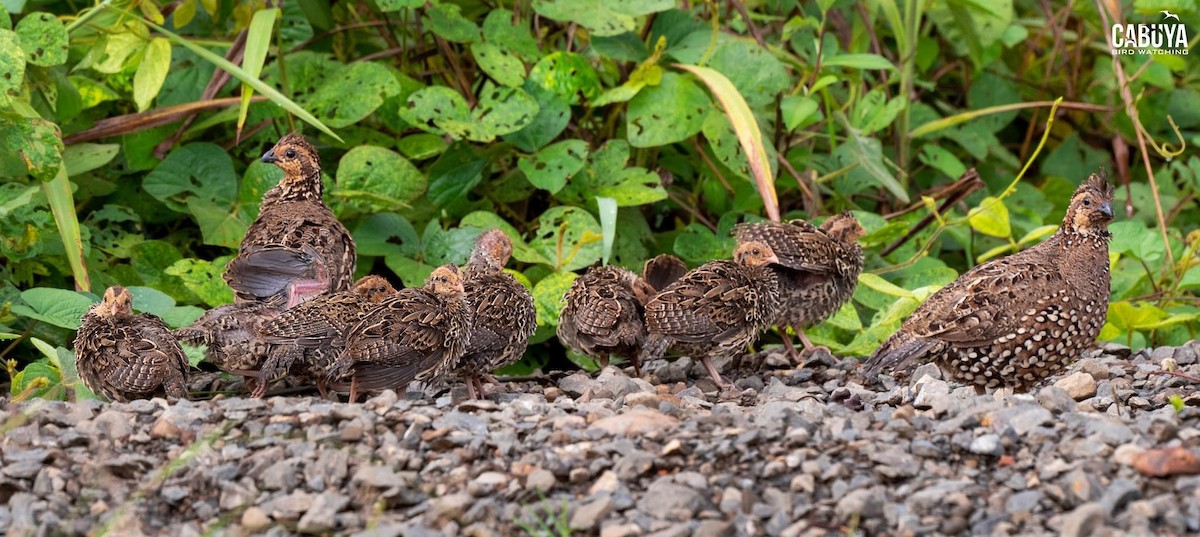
left=557, top=254, right=688, bottom=375
left=224, top=133, right=355, bottom=307
left=174, top=301, right=279, bottom=379
left=456, top=230, right=536, bottom=399
left=74, top=286, right=189, bottom=402
left=733, top=212, right=865, bottom=361
left=639, top=242, right=782, bottom=387
left=254, top=275, right=397, bottom=398
left=862, top=171, right=1114, bottom=392
left=328, top=265, right=473, bottom=401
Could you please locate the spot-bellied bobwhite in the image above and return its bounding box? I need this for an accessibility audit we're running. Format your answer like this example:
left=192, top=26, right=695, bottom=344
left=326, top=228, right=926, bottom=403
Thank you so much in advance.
left=639, top=242, right=781, bottom=386
left=75, top=286, right=189, bottom=402
left=863, top=171, right=1114, bottom=391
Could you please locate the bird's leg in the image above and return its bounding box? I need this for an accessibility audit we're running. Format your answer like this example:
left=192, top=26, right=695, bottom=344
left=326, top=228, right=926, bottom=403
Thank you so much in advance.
left=316, top=379, right=331, bottom=401
left=630, top=355, right=642, bottom=378
left=349, top=376, right=360, bottom=404
left=466, top=377, right=479, bottom=400
left=779, top=327, right=801, bottom=364
left=700, top=355, right=730, bottom=388
left=794, top=328, right=831, bottom=360
left=286, top=279, right=330, bottom=308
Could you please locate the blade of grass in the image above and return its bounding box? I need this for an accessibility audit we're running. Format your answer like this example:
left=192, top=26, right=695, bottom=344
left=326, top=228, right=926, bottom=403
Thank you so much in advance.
left=910, top=100, right=1113, bottom=138
left=43, top=167, right=89, bottom=292
left=597, top=197, right=617, bottom=266
left=105, top=5, right=342, bottom=142
left=674, top=63, right=779, bottom=222
left=238, top=8, right=278, bottom=141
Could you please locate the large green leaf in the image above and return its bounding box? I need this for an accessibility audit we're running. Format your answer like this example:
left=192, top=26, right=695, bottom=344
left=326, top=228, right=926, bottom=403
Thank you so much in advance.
left=626, top=71, right=708, bottom=148
left=11, top=287, right=96, bottom=330
left=0, top=29, right=25, bottom=103
left=424, top=3, right=480, bottom=43
left=14, top=12, right=67, bottom=67
left=532, top=0, right=673, bottom=37
left=308, top=62, right=402, bottom=128
left=473, top=41, right=526, bottom=87
left=132, top=37, right=171, bottom=111
left=143, top=143, right=237, bottom=212
left=967, top=196, right=1011, bottom=238
left=165, top=257, right=235, bottom=307
left=335, top=145, right=427, bottom=212
left=529, top=206, right=603, bottom=271
left=532, top=270, right=578, bottom=327
left=528, top=51, right=601, bottom=105
left=519, top=139, right=589, bottom=194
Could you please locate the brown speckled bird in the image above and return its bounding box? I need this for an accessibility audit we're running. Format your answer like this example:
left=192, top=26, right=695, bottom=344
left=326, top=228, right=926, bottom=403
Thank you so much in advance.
left=174, top=301, right=278, bottom=378
left=733, top=212, right=865, bottom=361
left=557, top=254, right=688, bottom=374
left=254, top=275, right=397, bottom=398
left=639, top=242, right=782, bottom=386
left=74, top=286, right=189, bottom=402
left=328, top=265, right=473, bottom=401
left=456, top=230, right=536, bottom=399
left=863, top=171, right=1115, bottom=392
left=224, top=133, right=355, bottom=307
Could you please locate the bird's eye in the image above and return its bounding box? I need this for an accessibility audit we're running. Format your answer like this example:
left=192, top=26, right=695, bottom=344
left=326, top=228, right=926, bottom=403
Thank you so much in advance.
left=1083, top=198, right=1091, bottom=206
left=285, top=148, right=297, bottom=158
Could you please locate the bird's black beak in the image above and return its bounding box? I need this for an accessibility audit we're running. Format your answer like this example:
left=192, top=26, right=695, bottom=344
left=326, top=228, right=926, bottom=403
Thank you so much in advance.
left=261, top=149, right=278, bottom=163
left=1099, top=201, right=1113, bottom=219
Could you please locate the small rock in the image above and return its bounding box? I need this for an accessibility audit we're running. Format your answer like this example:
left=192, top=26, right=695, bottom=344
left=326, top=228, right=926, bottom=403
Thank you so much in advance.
left=1132, top=447, right=1200, bottom=477
left=149, top=417, right=180, bottom=439
left=1060, top=502, right=1107, bottom=537
left=1113, top=443, right=1144, bottom=466
left=298, top=491, right=349, bottom=533
left=835, top=487, right=884, bottom=519
left=1036, top=386, right=1077, bottom=414
left=589, top=471, right=620, bottom=495
left=559, top=373, right=595, bottom=397
left=569, top=496, right=614, bottom=531
left=1055, top=372, right=1097, bottom=400
left=428, top=492, right=473, bottom=522
left=241, top=507, right=272, bottom=533
left=526, top=469, right=556, bottom=492
left=590, top=409, right=679, bottom=437
left=600, top=523, right=643, bottom=537
left=969, top=434, right=1002, bottom=456
left=912, top=377, right=951, bottom=412
left=694, top=520, right=733, bottom=537
left=639, top=480, right=708, bottom=520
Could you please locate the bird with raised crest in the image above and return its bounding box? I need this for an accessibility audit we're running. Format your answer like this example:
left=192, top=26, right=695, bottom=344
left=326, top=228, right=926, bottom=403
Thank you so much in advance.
left=455, top=230, right=536, bottom=399
left=328, top=265, right=473, bottom=402
left=862, top=170, right=1115, bottom=392
left=733, top=212, right=864, bottom=362
left=75, top=286, right=190, bottom=402
left=224, top=133, right=355, bottom=308
left=254, top=275, right=397, bottom=398
left=639, top=242, right=782, bottom=387
left=557, top=254, right=688, bottom=375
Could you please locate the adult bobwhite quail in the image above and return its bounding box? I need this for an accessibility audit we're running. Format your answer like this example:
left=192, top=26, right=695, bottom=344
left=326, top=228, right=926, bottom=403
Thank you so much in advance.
left=639, top=242, right=782, bottom=386
left=254, top=275, right=396, bottom=398
left=174, top=301, right=278, bottom=379
left=455, top=230, right=536, bottom=399
left=733, top=212, right=864, bottom=361
left=74, top=286, right=189, bottom=402
left=328, top=265, right=473, bottom=401
left=224, top=133, right=355, bottom=307
left=557, top=254, right=688, bottom=375
left=863, top=171, right=1114, bottom=392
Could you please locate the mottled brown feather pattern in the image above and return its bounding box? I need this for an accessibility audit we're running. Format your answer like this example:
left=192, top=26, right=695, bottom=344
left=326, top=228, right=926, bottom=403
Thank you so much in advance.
left=75, top=286, right=189, bottom=402
left=456, top=231, right=536, bottom=396
left=557, top=254, right=686, bottom=371
left=329, top=265, right=472, bottom=395
left=224, top=133, right=355, bottom=306
left=733, top=212, right=864, bottom=332
left=174, top=301, right=279, bottom=373
left=863, top=171, right=1115, bottom=391
left=639, top=243, right=782, bottom=383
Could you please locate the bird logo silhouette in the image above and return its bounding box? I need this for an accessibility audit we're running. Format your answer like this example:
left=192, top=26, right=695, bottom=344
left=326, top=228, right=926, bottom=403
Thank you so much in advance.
left=1161, top=10, right=1180, bottom=21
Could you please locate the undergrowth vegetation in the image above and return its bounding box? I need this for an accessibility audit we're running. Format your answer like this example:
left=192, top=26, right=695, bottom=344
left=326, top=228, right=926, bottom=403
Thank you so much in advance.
left=1, top=0, right=1197, bottom=400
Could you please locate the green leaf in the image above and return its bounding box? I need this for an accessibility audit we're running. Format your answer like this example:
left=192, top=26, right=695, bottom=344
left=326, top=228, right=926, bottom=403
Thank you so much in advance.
left=529, top=206, right=603, bottom=271
left=335, top=145, right=427, bottom=212
left=562, top=140, right=667, bottom=207
left=15, top=12, right=67, bottom=67
left=396, top=133, right=449, bottom=160
left=528, top=51, right=601, bottom=105
left=165, top=257, right=235, bottom=307
left=11, top=287, right=96, bottom=330
left=532, top=270, right=578, bottom=327
left=1107, top=300, right=1167, bottom=332
left=377, top=0, right=424, bottom=12
left=161, top=305, right=205, bottom=330
left=472, top=41, right=526, bottom=87
left=967, top=196, right=1011, bottom=238
left=673, top=223, right=734, bottom=263
left=401, top=86, right=477, bottom=139
left=44, top=167, right=89, bottom=291
left=238, top=8, right=278, bottom=134
left=822, top=53, right=896, bottom=71
left=63, top=143, right=120, bottom=176
left=532, top=0, right=673, bottom=37
left=12, top=359, right=62, bottom=399
left=427, top=142, right=488, bottom=205
left=143, top=143, right=237, bottom=212
left=2, top=116, right=63, bottom=181
left=858, top=273, right=915, bottom=299
left=824, top=301, right=863, bottom=331
left=781, top=95, right=821, bottom=132
left=308, top=62, right=401, bottom=128
left=626, top=71, right=708, bottom=148
left=127, top=286, right=176, bottom=317
left=927, top=0, right=1013, bottom=67
left=597, top=197, right=617, bottom=266
left=702, top=39, right=790, bottom=108
left=849, top=88, right=906, bottom=136
left=0, top=29, right=25, bottom=103
left=918, top=145, right=967, bottom=180
left=473, top=82, right=539, bottom=138
left=503, top=82, right=571, bottom=152
left=519, top=139, right=589, bottom=193
left=834, top=113, right=909, bottom=204
left=424, top=3, right=480, bottom=43
left=482, top=9, right=541, bottom=61
left=133, top=37, right=172, bottom=111
left=186, top=197, right=254, bottom=248
left=354, top=212, right=420, bottom=257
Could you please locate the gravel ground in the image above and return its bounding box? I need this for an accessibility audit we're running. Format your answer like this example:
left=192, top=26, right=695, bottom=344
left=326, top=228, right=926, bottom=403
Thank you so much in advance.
left=3, top=342, right=1200, bottom=537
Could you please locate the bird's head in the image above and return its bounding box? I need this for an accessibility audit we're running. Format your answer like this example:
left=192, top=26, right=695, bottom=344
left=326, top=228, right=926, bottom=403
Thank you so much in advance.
left=470, top=229, right=514, bottom=270
left=820, top=212, right=866, bottom=243
left=426, top=264, right=465, bottom=297
left=97, top=285, right=134, bottom=318
left=1063, top=169, right=1115, bottom=235
left=261, top=132, right=322, bottom=194
left=733, top=241, right=781, bottom=268
left=353, top=275, right=397, bottom=303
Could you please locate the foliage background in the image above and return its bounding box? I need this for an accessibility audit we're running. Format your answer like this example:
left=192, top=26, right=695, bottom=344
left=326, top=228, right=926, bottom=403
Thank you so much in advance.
left=1, top=0, right=1198, bottom=399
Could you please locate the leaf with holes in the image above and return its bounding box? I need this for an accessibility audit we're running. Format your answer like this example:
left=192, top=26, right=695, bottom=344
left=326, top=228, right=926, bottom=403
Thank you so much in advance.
left=519, top=139, right=588, bottom=194
left=532, top=270, right=578, bottom=327
left=0, top=30, right=25, bottom=103
left=702, top=39, right=790, bottom=108
left=473, top=82, right=539, bottom=139
left=2, top=116, right=63, bottom=181
left=673, top=223, right=734, bottom=263
left=336, top=145, right=427, bottom=213
left=15, top=12, right=67, bottom=67
left=165, top=257, right=235, bottom=307
left=187, top=197, right=254, bottom=248
left=401, top=86, right=487, bottom=141
left=561, top=140, right=665, bottom=206
left=967, top=196, right=1011, bottom=238
left=532, top=0, right=673, bottom=37
left=529, top=206, right=603, bottom=271
left=626, top=72, right=708, bottom=148
left=482, top=9, right=540, bottom=61
left=504, top=83, right=570, bottom=152
left=307, top=62, right=401, bottom=128
left=528, top=51, right=601, bottom=105
left=473, top=41, right=525, bottom=87
left=424, top=3, right=480, bottom=43
left=143, top=143, right=237, bottom=212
